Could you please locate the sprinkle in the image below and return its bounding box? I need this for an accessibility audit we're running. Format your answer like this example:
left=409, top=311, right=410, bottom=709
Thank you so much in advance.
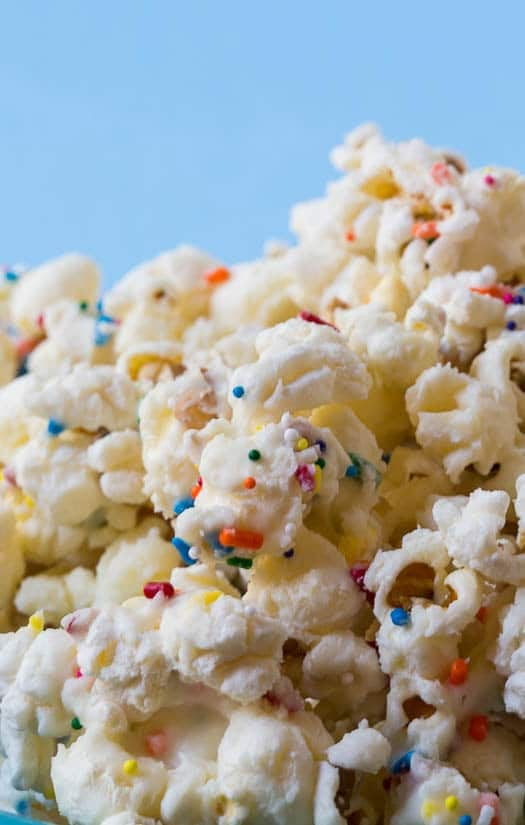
left=469, top=285, right=504, bottom=299
left=28, top=613, right=44, bottom=633
left=421, top=800, right=436, bottom=818
left=315, top=457, right=326, bottom=469
left=173, top=496, right=195, bottom=515
left=313, top=463, right=323, bottom=493
left=79, top=300, right=89, bottom=311
left=75, top=667, right=83, bottom=678
left=232, top=385, right=245, bottom=398
left=143, top=581, right=176, bottom=599
left=506, top=320, right=517, bottom=330
left=15, top=337, right=39, bottom=358
left=71, top=717, right=82, bottom=730
left=449, top=658, right=469, bottom=686
left=350, top=562, right=375, bottom=605
left=430, top=161, right=452, bottom=185
left=459, top=816, right=472, bottom=825
left=15, top=800, right=29, bottom=816
left=295, top=464, right=316, bottom=492
left=145, top=731, right=167, bottom=757
left=513, top=294, right=524, bottom=304
left=345, top=229, right=355, bottom=242
left=172, top=536, right=197, bottom=565
left=22, top=494, right=34, bottom=509
left=484, top=174, right=497, bottom=187
left=391, top=607, right=410, bottom=626
left=201, top=590, right=222, bottom=606
left=345, top=463, right=360, bottom=478
left=284, top=428, right=299, bottom=445
left=295, top=437, right=309, bottom=451
left=502, top=292, right=514, bottom=304
left=243, top=476, right=256, bottom=489
left=476, top=606, right=488, bottom=623
left=382, top=452, right=391, bottom=464
left=248, top=449, right=261, bottom=461
left=315, top=439, right=327, bottom=453
left=205, top=266, right=230, bottom=285
left=391, top=750, right=414, bottom=774
left=96, top=647, right=114, bottom=668
left=94, top=328, right=112, bottom=347
left=445, top=796, right=458, bottom=811
left=283, top=548, right=295, bottom=558
left=284, top=522, right=295, bottom=537
left=298, top=310, right=338, bottom=330
left=468, top=714, right=488, bottom=742
left=47, top=418, right=65, bottom=437
left=4, top=270, right=19, bottom=282
left=122, top=759, right=138, bottom=776
left=412, top=220, right=440, bottom=241
left=188, top=546, right=200, bottom=560
left=191, top=477, right=203, bottom=499
left=219, top=527, right=264, bottom=550
left=226, top=556, right=253, bottom=569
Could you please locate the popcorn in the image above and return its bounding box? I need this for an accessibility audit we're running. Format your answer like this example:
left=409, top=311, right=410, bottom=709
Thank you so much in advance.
left=2, top=125, right=525, bottom=824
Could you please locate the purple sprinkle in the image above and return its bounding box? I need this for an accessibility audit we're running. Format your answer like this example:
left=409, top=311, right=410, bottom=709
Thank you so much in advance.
left=283, top=548, right=295, bottom=558
left=513, top=295, right=524, bottom=304
left=315, top=439, right=327, bottom=453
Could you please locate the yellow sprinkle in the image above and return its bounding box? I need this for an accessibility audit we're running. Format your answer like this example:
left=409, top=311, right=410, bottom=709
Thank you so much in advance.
left=421, top=800, right=436, bottom=819
left=412, top=321, right=427, bottom=331
left=314, top=464, right=323, bottom=493
left=295, top=437, right=309, bottom=451
left=254, top=424, right=264, bottom=432
left=445, top=796, right=458, bottom=811
left=122, top=759, right=138, bottom=776
left=96, top=645, right=115, bottom=669
left=201, top=590, right=223, bottom=607
left=28, top=613, right=44, bottom=633
left=0, top=470, right=3, bottom=483
left=22, top=494, right=34, bottom=508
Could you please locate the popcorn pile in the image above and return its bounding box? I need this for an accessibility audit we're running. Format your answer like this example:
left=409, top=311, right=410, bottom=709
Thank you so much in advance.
left=1, top=124, right=525, bottom=824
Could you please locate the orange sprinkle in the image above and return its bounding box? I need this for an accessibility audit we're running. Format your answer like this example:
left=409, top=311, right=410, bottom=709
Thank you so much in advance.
left=412, top=220, right=440, bottom=241
left=15, top=337, right=40, bottom=358
left=205, top=267, right=230, bottom=285
left=449, top=658, right=469, bottom=686
left=345, top=229, right=355, bottom=242
left=469, top=285, right=503, bottom=299
left=476, top=606, right=488, bottom=623
left=243, top=477, right=256, bottom=489
left=468, top=714, right=488, bottom=742
left=191, top=477, right=203, bottom=499
left=219, top=527, right=264, bottom=550
left=430, top=161, right=452, bottom=186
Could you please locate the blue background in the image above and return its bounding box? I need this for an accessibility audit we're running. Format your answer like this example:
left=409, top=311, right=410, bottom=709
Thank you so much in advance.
left=1, top=1, right=524, bottom=288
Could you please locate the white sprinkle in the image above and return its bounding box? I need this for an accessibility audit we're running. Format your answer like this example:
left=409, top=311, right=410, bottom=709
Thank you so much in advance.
left=188, top=546, right=200, bottom=560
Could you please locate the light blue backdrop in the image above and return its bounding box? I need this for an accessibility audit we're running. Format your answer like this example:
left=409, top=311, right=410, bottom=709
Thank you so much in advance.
left=1, top=1, right=523, bottom=287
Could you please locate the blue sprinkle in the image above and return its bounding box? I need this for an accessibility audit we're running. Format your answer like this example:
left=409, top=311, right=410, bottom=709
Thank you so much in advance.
left=391, top=750, right=415, bottom=774
left=506, top=320, right=517, bottom=331
left=345, top=463, right=360, bottom=478
left=172, top=536, right=197, bottom=565
left=283, top=548, right=295, bottom=558
left=390, top=607, right=410, bottom=626
left=4, top=270, right=19, bottom=282
left=47, top=418, right=65, bottom=437
left=15, top=800, right=29, bottom=816
left=173, top=497, right=195, bottom=516
left=94, top=328, right=112, bottom=347
left=96, top=299, right=103, bottom=313
left=97, top=312, right=116, bottom=324
left=16, top=357, right=28, bottom=377
left=459, top=816, right=472, bottom=825
left=232, top=385, right=245, bottom=398
left=513, top=295, right=524, bottom=304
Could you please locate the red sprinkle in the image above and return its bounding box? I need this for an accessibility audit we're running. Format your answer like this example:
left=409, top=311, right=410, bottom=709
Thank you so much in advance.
left=468, top=714, right=488, bottom=742
left=191, top=477, right=203, bottom=499
left=345, top=229, right=355, bottom=242
left=295, top=464, right=316, bottom=492
left=143, top=581, right=176, bottom=600
left=243, top=476, right=256, bottom=489
left=145, top=731, right=168, bottom=757
left=412, top=220, right=440, bottom=241
left=205, top=267, right=230, bottom=286
left=430, top=161, right=452, bottom=186
left=298, top=310, right=338, bottom=330
left=15, top=337, right=40, bottom=359
left=476, top=606, right=488, bottom=623
left=350, top=562, right=375, bottom=605
left=219, top=527, right=264, bottom=550
left=449, top=658, right=469, bottom=686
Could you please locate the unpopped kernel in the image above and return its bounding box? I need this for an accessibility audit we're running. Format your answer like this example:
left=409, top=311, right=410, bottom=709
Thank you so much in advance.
left=1, top=125, right=525, bottom=824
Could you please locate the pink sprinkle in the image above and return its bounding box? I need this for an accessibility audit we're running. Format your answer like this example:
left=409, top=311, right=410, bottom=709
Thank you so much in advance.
left=350, top=562, right=375, bottom=605
left=74, top=667, right=83, bottom=678
left=502, top=292, right=513, bottom=304
left=298, top=310, right=338, bottom=331
left=145, top=731, right=168, bottom=757
left=295, top=464, right=315, bottom=492
left=484, top=174, right=497, bottom=187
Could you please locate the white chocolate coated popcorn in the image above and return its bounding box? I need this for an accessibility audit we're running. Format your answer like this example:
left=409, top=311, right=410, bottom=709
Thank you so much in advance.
left=3, top=126, right=525, bottom=824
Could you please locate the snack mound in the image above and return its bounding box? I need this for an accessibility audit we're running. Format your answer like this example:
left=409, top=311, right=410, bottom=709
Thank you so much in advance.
left=2, top=124, right=525, bottom=825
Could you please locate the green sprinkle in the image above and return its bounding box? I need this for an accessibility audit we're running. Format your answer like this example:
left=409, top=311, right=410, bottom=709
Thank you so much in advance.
left=71, top=717, right=82, bottom=730
left=227, top=557, right=253, bottom=569
left=79, top=301, right=89, bottom=312
left=248, top=449, right=261, bottom=461
left=315, top=458, right=326, bottom=469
